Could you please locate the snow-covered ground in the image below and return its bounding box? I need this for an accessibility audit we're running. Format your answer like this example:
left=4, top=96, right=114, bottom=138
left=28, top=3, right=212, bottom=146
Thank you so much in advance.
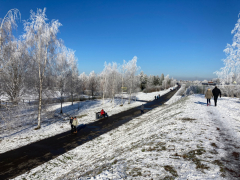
left=13, top=93, right=240, bottom=179
left=0, top=87, right=174, bottom=154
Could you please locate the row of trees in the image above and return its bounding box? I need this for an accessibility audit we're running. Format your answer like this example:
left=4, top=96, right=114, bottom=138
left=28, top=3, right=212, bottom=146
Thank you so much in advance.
left=214, top=13, right=240, bottom=85
left=0, top=8, right=177, bottom=129
left=77, top=58, right=176, bottom=106
left=139, top=72, right=176, bottom=92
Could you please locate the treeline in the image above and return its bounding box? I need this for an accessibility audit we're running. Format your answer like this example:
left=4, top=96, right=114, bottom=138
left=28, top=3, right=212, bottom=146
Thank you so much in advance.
left=139, top=72, right=176, bottom=92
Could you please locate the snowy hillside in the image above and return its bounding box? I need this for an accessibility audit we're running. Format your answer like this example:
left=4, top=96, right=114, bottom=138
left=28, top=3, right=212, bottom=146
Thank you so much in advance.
left=14, top=94, right=240, bottom=180
left=0, top=88, right=174, bottom=154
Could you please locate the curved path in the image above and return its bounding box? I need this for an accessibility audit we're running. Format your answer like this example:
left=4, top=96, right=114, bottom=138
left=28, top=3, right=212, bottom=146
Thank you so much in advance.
left=0, top=87, right=179, bottom=179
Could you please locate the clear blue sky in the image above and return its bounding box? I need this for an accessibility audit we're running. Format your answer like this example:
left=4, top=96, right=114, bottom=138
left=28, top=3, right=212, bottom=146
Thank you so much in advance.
left=1, top=0, right=240, bottom=80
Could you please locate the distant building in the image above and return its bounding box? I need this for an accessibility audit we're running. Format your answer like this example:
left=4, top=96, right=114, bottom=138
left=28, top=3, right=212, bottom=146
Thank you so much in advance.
left=202, top=81, right=216, bottom=86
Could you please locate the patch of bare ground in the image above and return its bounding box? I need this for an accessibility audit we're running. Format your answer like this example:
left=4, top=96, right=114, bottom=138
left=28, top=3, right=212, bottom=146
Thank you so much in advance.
left=181, top=149, right=210, bottom=172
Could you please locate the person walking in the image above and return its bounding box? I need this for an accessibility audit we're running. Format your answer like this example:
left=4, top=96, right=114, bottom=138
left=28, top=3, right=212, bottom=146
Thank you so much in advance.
left=69, top=117, right=74, bottom=133
left=72, top=117, right=78, bottom=133
left=212, top=86, right=221, bottom=106
left=205, top=88, right=213, bottom=106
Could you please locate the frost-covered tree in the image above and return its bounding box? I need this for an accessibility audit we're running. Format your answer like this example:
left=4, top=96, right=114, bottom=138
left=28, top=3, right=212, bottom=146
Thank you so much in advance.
left=162, top=74, right=170, bottom=89
left=0, top=9, right=21, bottom=99
left=107, top=62, right=118, bottom=105
left=120, top=60, right=127, bottom=104
left=23, top=8, right=62, bottom=129
left=0, top=40, right=29, bottom=103
left=147, top=75, right=154, bottom=87
left=126, top=56, right=140, bottom=103
left=79, top=72, right=88, bottom=95
left=88, top=71, right=98, bottom=99
left=215, top=13, right=240, bottom=84
left=55, top=46, right=69, bottom=114
left=160, top=73, right=164, bottom=85
left=0, top=8, right=21, bottom=51
left=65, top=49, right=78, bottom=105
left=139, top=71, right=147, bottom=90
left=170, top=78, right=177, bottom=87
left=153, top=75, right=160, bottom=86
left=100, top=62, right=111, bottom=104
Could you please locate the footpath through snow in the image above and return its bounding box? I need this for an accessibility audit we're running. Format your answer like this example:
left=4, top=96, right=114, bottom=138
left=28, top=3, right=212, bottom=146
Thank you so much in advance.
left=14, top=94, right=240, bottom=180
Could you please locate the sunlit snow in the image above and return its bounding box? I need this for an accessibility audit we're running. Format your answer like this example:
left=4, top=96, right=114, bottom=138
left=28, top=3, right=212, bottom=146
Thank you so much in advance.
left=10, top=89, right=240, bottom=179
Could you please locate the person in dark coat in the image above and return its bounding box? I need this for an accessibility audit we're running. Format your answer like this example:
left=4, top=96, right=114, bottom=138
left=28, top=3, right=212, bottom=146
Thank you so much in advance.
left=69, top=117, right=74, bottom=133
left=212, top=86, right=221, bottom=106
left=140, top=104, right=144, bottom=114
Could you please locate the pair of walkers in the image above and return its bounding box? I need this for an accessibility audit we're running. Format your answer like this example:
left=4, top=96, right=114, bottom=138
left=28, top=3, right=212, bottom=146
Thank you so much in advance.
left=155, top=94, right=160, bottom=100
left=205, top=86, right=221, bottom=106
left=70, top=117, right=78, bottom=133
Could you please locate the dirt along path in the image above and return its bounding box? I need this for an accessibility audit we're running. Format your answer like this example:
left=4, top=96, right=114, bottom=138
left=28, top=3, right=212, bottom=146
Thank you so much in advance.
left=0, top=86, right=180, bottom=179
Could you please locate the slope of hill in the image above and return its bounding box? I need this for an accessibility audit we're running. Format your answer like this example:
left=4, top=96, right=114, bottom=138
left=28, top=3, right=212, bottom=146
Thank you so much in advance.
left=15, top=94, right=240, bottom=179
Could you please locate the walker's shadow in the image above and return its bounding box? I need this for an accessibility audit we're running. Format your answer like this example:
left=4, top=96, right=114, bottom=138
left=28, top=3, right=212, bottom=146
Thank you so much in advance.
left=194, top=101, right=207, bottom=105
left=54, top=100, right=100, bottom=115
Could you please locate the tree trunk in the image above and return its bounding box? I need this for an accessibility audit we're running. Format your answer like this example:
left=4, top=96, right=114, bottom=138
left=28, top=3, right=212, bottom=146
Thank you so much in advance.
left=102, top=90, right=105, bottom=105
left=36, top=43, right=48, bottom=129
left=92, top=88, right=94, bottom=100
left=37, top=77, right=42, bottom=129
left=102, top=76, right=106, bottom=105
left=72, top=93, right=73, bottom=105
left=60, top=99, right=63, bottom=114
left=121, top=75, right=123, bottom=105
left=112, top=73, right=115, bottom=106
left=129, top=75, right=133, bottom=104
left=129, top=88, right=131, bottom=104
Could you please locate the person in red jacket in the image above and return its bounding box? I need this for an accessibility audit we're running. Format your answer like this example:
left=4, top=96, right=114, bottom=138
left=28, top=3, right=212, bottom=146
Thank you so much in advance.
left=100, top=109, right=108, bottom=118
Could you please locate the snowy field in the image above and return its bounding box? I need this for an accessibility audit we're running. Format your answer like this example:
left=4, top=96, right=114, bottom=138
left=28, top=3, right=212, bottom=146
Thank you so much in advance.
left=13, top=94, right=240, bottom=179
left=0, top=87, right=174, bottom=154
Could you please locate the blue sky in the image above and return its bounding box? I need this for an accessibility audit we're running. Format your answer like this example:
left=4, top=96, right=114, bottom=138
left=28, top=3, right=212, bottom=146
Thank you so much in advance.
left=1, top=0, right=240, bottom=80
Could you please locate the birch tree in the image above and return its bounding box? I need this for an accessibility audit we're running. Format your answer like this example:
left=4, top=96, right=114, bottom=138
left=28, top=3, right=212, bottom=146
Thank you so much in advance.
left=65, top=49, right=78, bottom=105
left=126, top=56, right=140, bottom=103
left=160, top=73, right=164, bottom=85
left=1, top=40, right=29, bottom=103
left=100, top=62, right=110, bottom=105
left=55, top=45, right=70, bottom=114
left=109, top=62, right=118, bottom=105
left=120, top=60, right=127, bottom=105
left=0, top=8, right=21, bottom=55
left=79, top=72, right=88, bottom=95
left=162, top=74, right=169, bottom=89
left=0, top=9, right=21, bottom=99
left=23, top=8, right=61, bottom=129
left=88, top=71, right=98, bottom=99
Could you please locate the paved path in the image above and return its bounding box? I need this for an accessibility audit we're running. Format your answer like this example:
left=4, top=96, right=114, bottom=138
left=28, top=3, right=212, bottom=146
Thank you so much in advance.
left=0, top=87, right=179, bottom=179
